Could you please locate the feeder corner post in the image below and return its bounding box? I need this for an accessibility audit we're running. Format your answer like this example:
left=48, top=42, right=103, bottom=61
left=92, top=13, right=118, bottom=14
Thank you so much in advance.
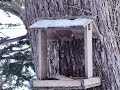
left=84, top=23, right=93, bottom=78
left=38, top=30, right=47, bottom=79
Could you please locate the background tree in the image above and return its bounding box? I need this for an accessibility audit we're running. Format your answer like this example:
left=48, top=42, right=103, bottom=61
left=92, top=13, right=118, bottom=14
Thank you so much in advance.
left=1, top=0, right=120, bottom=90
left=0, top=9, right=36, bottom=89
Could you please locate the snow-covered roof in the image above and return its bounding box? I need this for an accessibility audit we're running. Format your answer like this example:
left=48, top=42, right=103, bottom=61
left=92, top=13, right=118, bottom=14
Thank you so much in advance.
left=29, top=18, right=92, bottom=29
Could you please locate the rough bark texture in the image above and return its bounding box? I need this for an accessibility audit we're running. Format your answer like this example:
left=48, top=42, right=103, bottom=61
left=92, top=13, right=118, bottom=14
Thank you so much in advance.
left=25, top=0, right=120, bottom=90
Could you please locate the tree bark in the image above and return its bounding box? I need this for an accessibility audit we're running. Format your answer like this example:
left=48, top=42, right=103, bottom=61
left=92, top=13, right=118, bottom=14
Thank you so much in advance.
left=25, top=0, right=120, bottom=90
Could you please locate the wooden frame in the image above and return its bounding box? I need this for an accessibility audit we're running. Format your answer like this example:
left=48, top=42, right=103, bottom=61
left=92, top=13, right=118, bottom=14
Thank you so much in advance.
left=38, top=30, right=47, bottom=79
left=32, top=77, right=101, bottom=89
left=29, top=17, right=101, bottom=89
left=84, top=23, right=93, bottom=78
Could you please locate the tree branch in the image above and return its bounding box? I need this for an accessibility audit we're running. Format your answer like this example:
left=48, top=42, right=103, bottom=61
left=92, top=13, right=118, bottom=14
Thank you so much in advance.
left=0, top=1, right=26, bottom=24
left=0, top=35, right=26, bottom=45
left=0, top=57, right=17, bottom=60
left=12, top=47, right=30, bottom=52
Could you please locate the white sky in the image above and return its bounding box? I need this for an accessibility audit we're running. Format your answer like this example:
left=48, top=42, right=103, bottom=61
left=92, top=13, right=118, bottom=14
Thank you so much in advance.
left=0, top=9, right=27, bottom=38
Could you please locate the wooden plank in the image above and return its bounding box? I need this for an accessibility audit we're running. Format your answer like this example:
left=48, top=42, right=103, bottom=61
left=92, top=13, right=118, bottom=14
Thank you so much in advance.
left=84, top=23, right=93, bottom=78
left=46, top=28, right=84, bottom=40
left=32, top=80, right=82, bottom=88
left=31, top=26, right=84, bottom=30
left=35, top=16, right=96, bottom=21
left=46, top=29, right=98, bottom=40
left=70, top=77, right=85, bottom=80
left=81, top=77, right=101, bottom=89
left=51, top=75, right=73, bottom=80
left=38, top=30, right=47, bottom=79
left=32, top=77, right=101, bottom=89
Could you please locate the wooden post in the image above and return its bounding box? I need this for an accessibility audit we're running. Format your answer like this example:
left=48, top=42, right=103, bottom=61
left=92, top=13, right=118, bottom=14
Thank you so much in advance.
left=38, top=30, right=47, bottom=79
left=84, top=23, right=93, bottom=78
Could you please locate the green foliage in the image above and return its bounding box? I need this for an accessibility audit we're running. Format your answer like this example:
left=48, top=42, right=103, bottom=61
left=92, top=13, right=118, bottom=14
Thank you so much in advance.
left=0, top=38, right=36, bottom=89
left=0, top=9, right=33, bottom=89
left=2, top=61, right=35, bottom=80
left=0, top=40, right=31, bottom=60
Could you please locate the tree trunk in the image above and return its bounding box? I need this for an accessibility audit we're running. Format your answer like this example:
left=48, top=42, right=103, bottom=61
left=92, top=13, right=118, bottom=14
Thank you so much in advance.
left=25, top=0, right=120, bottom=90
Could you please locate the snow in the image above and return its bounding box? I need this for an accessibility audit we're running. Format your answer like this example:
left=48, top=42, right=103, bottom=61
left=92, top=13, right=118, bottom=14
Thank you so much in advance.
left=30, top=18, right=92, bottom=29
left=0, top=9, right=27, bottom=38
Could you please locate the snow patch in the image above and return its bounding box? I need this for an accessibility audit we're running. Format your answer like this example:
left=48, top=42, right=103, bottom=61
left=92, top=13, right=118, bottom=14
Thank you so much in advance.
left=30, top=18, right=92, bottom=29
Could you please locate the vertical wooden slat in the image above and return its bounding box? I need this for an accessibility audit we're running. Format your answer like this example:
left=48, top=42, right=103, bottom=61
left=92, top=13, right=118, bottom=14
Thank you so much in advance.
left=84, top=23, right=93, bottom=78
left=38, top=30, right=47, bottom=79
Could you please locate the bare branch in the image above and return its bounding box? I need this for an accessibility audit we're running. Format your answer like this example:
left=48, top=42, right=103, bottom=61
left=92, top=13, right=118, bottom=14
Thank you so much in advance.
left=0, top=1, right=25, bottom=23
left=12, top=47, right=30, bottom=52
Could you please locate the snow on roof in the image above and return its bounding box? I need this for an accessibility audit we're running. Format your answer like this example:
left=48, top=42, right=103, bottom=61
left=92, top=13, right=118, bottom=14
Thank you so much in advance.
left=29, top=18, right=92, bottom=29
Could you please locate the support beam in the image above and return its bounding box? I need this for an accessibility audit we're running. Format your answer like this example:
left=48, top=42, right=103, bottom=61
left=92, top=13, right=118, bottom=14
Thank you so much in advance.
left=84, top=23, right=93, bottom=78
left=81, top=77, right=101, bottom=89
left=32, top=77, right=101, bottom=89
left=32, top=80, right=82, bottom=88
left=38, top=30, right=47, bottom=79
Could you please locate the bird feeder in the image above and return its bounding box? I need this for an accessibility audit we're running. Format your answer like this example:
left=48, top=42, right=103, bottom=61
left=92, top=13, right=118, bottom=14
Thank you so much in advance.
left=29, top=16, right=101, bottom=89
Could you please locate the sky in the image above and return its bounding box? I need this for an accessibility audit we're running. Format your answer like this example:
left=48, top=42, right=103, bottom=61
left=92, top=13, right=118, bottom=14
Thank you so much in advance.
left=0, top=9, right=27, bottom=38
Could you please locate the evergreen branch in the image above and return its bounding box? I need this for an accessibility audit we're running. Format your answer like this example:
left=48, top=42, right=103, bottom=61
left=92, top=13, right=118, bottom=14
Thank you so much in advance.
left=17, top=74, right=33, bottom=81
left=12, top=47, right=30, bottom=52
left=0, top=56, right=18, bottom=60
left=0, top=56, right=31, bottom=60
left=0, top=35, right=26, bottom=45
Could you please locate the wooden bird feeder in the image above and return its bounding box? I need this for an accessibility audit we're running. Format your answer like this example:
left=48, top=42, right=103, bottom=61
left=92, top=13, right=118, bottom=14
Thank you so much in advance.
left=29, top=16, right=101, bottom=89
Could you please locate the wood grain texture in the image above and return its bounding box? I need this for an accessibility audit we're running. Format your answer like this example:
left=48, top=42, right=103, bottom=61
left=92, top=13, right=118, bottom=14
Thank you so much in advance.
left=38, top=30, right=47, bottom=79
left=84, top=24, right=93, bottom=78
left=51, top=75, right=73, bottom=80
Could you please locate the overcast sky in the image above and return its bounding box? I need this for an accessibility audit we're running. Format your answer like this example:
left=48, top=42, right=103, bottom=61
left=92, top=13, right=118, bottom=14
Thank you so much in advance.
left=0, top=9, right=27, bottom=38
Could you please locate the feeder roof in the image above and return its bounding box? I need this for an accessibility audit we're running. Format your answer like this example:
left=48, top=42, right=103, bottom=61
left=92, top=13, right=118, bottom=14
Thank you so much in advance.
left=29, top=18, right=92, bottom=29
left=29, top=17, right=101, bottom=38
